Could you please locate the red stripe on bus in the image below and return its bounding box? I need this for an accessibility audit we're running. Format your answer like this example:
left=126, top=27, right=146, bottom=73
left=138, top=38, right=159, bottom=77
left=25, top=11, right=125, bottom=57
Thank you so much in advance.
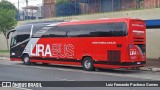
left=10, top=58, right=22, bottom=61
left=30, top=59, right=81, bottom=66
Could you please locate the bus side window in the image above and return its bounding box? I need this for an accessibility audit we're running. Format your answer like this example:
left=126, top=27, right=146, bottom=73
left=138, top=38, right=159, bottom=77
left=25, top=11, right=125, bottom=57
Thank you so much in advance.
left=68, top=30, right=91, bottom=37
left=90, top=24, right=113, bottom=37
left=67, top=25, right=92, bottom=37
left=13, top=36, right=17, bottom=45
left=111, top=22, right=127, bottom=36
left=16, top=25, right=31, bottom=43
left=32, top=24, right=50, bottom=37
left=67, top=24, right=113, bottom=37
left=90, top=22, right=127, bottom=37
left=55, top=22, right=127, bottom=37
left=11, top=35, right=17, bottom=46
left=43, top=26, right=67, bottom=37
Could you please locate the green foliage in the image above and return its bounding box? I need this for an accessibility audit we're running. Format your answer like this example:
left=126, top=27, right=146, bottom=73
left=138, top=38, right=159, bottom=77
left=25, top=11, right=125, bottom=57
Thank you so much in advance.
left=0, top=0, right=17, bottom=11
left=0, top=50, right=9, bottom=53
left=0, top=9, right=17, bottom=34
left=0, top=1, right=17, bottom=50
left=56, top=0, right=69, bottom=4
left=0, top=0, right=17, bottom=35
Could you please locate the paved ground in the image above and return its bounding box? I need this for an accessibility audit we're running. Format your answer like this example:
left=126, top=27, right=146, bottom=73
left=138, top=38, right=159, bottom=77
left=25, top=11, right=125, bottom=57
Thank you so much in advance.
left=0, top=59, right=160, bottom=90
left=146, top=59, right=160, bottom=68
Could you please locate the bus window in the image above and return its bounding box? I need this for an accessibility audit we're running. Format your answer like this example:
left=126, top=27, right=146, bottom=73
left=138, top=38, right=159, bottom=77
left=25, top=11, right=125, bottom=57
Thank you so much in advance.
left=17, top=34, right=30, bottom=43
left=43, top=26, right=67, bottom=37
left=68, top=30, right=91, bottom=37
left=67, top=22, right=127, bottom=37
left=112, top=22, right=127, bottom=36
left=66, top=24, right=112, bottom=37
left=89, top=23, right=113, bottom=37
left=16, top=25, right=32, bottom=43
left=33, top=26, right=52, bottom=38
left=32, top=24, right=50, bottom=35
left=11, top=35, right=17, bottom=47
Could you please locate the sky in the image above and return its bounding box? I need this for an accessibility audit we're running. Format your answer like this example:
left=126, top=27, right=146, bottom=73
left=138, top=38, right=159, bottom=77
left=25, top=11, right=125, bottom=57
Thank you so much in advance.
left=1, top=0, right=42, bottom=9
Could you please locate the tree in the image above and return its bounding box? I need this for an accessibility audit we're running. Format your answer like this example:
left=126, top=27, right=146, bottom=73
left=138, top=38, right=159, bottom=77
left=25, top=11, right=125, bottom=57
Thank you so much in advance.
left=0, top=1, right=17, bottom=50
left=0, top=0, right=17, bottom=10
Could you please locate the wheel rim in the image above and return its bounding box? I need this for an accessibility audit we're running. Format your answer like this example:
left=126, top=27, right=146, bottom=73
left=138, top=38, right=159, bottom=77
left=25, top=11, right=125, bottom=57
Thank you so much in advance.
left=24, top=57, right=29, bottom=63
left=84, top=60, right=91, bottom=69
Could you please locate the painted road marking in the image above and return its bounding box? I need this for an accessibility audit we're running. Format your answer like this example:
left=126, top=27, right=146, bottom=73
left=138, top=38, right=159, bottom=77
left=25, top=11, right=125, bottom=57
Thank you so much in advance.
left=55, top=78, right=75, bottom=81
left=14, top=87, right=32, bottom=90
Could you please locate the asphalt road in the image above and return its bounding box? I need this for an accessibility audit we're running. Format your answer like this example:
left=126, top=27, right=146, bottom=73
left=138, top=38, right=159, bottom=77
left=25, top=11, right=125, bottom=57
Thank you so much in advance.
left=0, top=59, right=160, bottom=90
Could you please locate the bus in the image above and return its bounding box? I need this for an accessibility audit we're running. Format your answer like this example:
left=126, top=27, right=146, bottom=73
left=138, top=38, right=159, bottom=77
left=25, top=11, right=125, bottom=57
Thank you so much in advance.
left=9, top=18, right=146, bottom=71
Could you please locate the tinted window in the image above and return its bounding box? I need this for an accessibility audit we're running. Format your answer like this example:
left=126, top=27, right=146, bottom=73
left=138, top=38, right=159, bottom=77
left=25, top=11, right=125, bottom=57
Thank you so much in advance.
left=32, top=24, right=50, bottom=35
left=111, top=22, right=127, bottom=36
left=69, top=30, right=91, bottom=37
left=16, top=25, right=32, bottom=43
left=65, top=25, right=92, bottom=37
left=34, top=22, right=127, bottom=38
left=67, top=22, right=127, bottom=37
left=33, top=26, right=52, bottom=38
left=10, top=32, right=17, bottom=47
left=42, top=26, right=67, bottom=37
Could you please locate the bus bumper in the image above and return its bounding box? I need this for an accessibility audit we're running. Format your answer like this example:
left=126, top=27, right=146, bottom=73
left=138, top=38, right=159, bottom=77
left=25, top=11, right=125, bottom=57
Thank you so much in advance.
left=94, top=61, right=146, bottom=69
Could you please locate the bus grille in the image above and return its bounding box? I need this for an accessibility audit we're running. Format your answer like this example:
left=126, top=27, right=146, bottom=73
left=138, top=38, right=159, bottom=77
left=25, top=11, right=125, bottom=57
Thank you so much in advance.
left=107, top=50, right=121, bottom=62
left=133, top=37, right=144, bottom=43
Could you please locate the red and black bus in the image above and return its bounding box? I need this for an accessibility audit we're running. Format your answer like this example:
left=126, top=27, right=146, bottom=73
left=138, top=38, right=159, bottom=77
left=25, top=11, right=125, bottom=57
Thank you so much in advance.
left=10, top=18, right=146, bottom=71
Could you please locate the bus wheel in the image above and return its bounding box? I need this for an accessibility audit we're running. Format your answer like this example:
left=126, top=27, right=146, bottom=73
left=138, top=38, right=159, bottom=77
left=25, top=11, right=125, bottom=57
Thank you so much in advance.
left=22, top=55, right=31, bottom=65
left=82, top=57, right=95, bottom=71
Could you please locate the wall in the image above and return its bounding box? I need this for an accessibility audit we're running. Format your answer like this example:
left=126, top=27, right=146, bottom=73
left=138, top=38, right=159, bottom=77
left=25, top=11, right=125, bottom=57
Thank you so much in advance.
left=0, top=33, right=7, bottom=50
left=43, top=0, right=56, bottom=18
left=146, top=29, right=160, bottom=59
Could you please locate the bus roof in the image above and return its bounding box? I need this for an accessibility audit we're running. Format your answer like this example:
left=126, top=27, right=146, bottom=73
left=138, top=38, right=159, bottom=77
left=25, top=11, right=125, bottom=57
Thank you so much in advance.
left=22, top=20, right=64, bottom=25
left=55, top=18, right=143, bottom=26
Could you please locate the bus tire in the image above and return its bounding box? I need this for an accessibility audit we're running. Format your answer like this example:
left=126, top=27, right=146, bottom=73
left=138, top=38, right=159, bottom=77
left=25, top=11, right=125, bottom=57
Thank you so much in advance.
left=22, top=54, right=31, bottom=65
left=82, top=57, right=95, bottom=71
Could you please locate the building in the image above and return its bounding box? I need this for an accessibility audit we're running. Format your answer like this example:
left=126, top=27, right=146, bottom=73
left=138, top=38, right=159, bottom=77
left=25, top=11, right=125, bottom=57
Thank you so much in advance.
left=43, top=0, right=56, bottom=18
left=23, top=6, right=43, bottom=20
left=42, top=0, right=160, bottom=18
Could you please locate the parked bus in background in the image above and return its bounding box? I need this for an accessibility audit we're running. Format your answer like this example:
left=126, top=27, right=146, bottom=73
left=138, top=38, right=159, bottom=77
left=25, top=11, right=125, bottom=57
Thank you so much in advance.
left=9, top=18, right=146, bottom=71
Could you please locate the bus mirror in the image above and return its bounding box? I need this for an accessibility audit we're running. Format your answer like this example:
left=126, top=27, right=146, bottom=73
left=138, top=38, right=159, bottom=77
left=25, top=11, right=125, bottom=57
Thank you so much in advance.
left=7, top=29, right=16, bottom=39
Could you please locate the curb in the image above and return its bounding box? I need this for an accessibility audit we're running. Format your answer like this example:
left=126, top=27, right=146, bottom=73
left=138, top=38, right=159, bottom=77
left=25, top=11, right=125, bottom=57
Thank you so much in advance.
left=0, top=53, right=9, bottom=57
left=0, top=57, right=10, bottom=60
left=138, top=67, right=160, bottom=72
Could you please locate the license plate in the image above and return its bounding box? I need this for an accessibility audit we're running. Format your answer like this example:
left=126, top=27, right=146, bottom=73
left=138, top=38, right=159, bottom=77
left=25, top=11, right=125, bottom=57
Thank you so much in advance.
left=137, top=62, right=141, bottom=64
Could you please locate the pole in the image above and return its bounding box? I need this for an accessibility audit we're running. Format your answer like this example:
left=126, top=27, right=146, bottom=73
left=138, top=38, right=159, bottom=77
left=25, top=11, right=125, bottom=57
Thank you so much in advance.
left=18, top=0, right=19, bottom=20
left=26, top=0, right=28, bottom=20
left=112, top=0, right=114, bottom=12
left=75, top=1, right=76, bottom=15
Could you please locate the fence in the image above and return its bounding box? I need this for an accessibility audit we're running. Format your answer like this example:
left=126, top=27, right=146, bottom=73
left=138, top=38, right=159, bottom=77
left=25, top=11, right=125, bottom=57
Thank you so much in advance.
left=35, top=0, right=160, bottom=19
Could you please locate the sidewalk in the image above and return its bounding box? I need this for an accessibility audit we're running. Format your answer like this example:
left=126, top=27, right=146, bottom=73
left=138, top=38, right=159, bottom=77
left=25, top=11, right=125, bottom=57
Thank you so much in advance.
left=138, top=59, right=160, bottom=72
left=0, top=52, right=9, bottom=57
